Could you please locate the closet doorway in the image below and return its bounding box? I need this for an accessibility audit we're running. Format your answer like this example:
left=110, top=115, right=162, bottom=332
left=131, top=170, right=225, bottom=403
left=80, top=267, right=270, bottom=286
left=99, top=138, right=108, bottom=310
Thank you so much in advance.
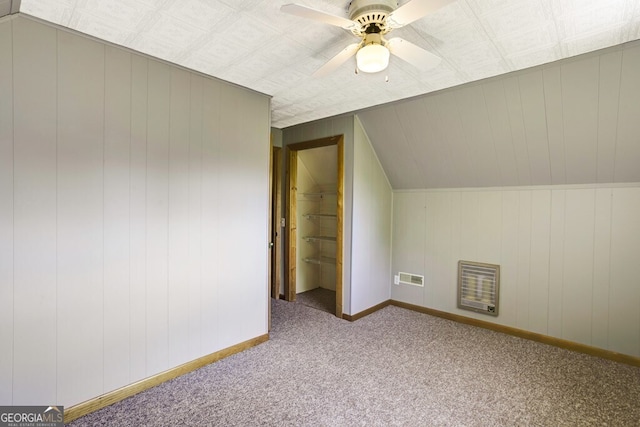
left=285, top=135, right=344, bottom=318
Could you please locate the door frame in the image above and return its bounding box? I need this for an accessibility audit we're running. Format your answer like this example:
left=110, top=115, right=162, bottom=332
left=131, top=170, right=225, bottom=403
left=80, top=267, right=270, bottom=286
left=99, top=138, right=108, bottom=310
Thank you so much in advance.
left=270, top=146, right=282, bottom=300
left=284, top=135, right=344, bottom=318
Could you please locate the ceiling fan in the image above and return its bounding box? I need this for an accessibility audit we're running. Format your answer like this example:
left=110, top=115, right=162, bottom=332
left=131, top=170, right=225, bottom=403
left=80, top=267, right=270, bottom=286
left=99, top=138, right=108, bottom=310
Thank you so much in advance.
left=281, top=0, right=453, bottom=77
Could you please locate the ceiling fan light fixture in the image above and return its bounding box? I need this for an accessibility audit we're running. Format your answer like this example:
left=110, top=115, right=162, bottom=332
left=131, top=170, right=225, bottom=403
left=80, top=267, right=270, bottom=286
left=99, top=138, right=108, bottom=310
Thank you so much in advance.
left=356, top=43, right=390, bottom=73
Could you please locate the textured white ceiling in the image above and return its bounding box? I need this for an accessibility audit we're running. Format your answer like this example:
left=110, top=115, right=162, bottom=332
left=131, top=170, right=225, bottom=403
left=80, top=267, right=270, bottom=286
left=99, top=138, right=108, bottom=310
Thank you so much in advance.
left=18, top=0, right=640, bottom=128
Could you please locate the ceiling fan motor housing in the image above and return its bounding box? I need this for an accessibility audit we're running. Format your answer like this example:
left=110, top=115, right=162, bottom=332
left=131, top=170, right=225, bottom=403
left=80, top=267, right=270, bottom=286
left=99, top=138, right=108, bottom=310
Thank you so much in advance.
left=348, top=0, right=398, bottom=34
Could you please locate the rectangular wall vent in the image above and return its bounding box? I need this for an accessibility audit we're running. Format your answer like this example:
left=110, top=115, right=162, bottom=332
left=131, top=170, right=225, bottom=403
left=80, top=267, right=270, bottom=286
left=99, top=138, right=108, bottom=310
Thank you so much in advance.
left=457, top=261, right=500, bottom=316
left=398, top=272, right=424, bottom=287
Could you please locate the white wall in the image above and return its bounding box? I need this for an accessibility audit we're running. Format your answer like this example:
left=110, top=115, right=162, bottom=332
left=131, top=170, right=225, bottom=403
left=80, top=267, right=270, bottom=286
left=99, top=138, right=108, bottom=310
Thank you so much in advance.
left=359, top=40, right=640, bottom=189
left=0, top=16, right=271, bottom=407
left=350, top=117, right=392, bottom=314
left=0, top=14, right=14, bottom=406
left=392, top=185, right=640, bottom=358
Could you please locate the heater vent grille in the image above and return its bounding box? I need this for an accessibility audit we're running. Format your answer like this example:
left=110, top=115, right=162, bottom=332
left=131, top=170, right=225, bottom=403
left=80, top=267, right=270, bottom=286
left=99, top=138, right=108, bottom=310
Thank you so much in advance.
left=457, top=261, right=500, bottom=316
left=398, top=272, right=424, bottom=287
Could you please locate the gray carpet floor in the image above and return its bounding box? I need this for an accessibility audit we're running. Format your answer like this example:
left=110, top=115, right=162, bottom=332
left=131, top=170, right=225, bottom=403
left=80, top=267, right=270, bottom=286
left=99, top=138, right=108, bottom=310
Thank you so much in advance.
left=69, top=299, right=640, bottom=426
left=295, top=287, right=336, bottom=314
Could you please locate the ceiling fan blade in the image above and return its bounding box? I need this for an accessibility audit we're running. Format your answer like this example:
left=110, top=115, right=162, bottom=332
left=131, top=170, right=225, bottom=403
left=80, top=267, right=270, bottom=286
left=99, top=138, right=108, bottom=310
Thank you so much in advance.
left=387, top=0, right=455, bottom=28
left=313, top=43, right=360, bottom=78
left=281, top=3, right=357, bottom=30
left=386, top=38, right=441, bottom=70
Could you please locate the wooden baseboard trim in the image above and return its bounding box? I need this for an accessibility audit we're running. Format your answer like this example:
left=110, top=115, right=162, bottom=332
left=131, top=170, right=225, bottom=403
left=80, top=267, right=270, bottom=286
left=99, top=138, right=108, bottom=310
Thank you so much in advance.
left=390, top=300, right=640, bottom=368
left=343, top=300, right=391, bottom=322
left=64, top=334, right=269, bottom=423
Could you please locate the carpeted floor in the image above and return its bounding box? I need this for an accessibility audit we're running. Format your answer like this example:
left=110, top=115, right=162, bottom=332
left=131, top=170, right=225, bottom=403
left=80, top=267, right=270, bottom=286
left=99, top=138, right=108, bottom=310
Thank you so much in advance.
left=69, top=299, right=640, bottom=426
left=295, top=287, right=335, bottom=314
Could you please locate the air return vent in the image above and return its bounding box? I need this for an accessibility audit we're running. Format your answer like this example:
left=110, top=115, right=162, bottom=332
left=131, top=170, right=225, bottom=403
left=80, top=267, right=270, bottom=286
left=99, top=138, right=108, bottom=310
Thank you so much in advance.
left=457, top=261, right=500, bottom=316
left=398, top=272, right=424, bottom=287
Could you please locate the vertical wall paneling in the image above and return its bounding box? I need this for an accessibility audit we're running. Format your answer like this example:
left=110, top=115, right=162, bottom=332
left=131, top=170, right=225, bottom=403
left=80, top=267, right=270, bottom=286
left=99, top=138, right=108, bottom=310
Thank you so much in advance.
left=393, top=185, right=639, bottom=356
left=103, top=46, right=132, bottom=393
left=129, top=54, right=148, bottom=383
left=360, top=114, right=405, bottom=187
left=418, top=98, right=447, bottom=188
left=608, top=188, right=640, bottom=357
left=596, top=50, right=622, bottom=183
left=359, top=41, right=640, bottom=190
left=391, top=192, right=425, bottom=304
left=372, top=144, right=392, bottom=304
left=350, top=118, right=392, bottom=313
left=482, top=80, right=519, bottom=186
left=200, top=78, right=221, bottom=355
left=458, top=192, right=479, bottom=263
left=430, top=192, right=454, bottom=313
left=187, top=75, right=204, bottom=358
left=393, top=100, right=430, bottom=187
left=502, top=76, right=531, bottom=185
left=614, top=44, right=640, bottom=182
left=518, top=71, right=551, bottom=184
left=476, top=191, right=502, bottom=264
left=56, top=31, right=105, bottom=405
left=12, top=18, right=58, bottom=404
left=168, top=68, right=191, bottom=367
left=239, top=90, right=270, bottom=337
left=350, top=126, right=371, bottom=312
left=515, top=191, right=532, bottom=329
left=217, top=84, right=242, bottom=347
left=4, top=16, right=271, bottom=407
left=542, top=66, right=566, bottom=184
left=436, top=95, right=472, bottom=187
left=528, top=190, right=551, bottom=334
left=455, top=85, right=501, bottom=187
left=423, top=192, right=437, bottom=306
left=499, top=190, right=519, bottom=326
left=449, top=191, right=462, bottom=310
left=561, top=56, right=599, bottom=184
left=561, top=189, right=595, bottom=345
left=0, top=18, right=13, bottom=404
left=591, top=188, right=612, bottom=349
left=547, top=189, right=566, bottom=338
left=145, top=60, right=171, bottom=375
left=217, top=86, right=269, bottom=345
left=425, top=97, right=456, bottom=188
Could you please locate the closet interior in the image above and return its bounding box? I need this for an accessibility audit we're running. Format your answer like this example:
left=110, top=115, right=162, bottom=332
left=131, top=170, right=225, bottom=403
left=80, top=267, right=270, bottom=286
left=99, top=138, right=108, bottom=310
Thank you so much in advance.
left=295, top=145, right=338, bottom=314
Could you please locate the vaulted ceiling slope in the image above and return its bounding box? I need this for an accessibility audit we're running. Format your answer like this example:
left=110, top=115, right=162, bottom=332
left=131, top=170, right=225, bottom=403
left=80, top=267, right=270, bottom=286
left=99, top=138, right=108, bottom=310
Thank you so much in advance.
left=358, top=40, right=640, bottom=189
left=17, top=0, right=640, bottom=129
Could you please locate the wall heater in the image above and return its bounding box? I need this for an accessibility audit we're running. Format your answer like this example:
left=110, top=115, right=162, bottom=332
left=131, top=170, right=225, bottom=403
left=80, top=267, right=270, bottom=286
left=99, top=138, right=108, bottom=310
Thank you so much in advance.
left=457, top=260, right=500, bottom=316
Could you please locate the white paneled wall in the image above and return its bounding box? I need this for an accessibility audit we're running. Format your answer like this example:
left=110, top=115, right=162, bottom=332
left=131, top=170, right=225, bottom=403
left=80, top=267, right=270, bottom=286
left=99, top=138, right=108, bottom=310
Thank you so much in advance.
left=0, top=17, right=13, bottom=405
left=11, top=17, right=58, bottom=405
left=56, top=29, right=106, bottom=407
left=103, top=45, right=132, bottom=392
left=392, top=185, right=640, bottom=358
left=351, top=117, right=392, bottom=314
left=0, top=16, right=270, bottom=407
left=359, top=40, right=640, bottom=189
